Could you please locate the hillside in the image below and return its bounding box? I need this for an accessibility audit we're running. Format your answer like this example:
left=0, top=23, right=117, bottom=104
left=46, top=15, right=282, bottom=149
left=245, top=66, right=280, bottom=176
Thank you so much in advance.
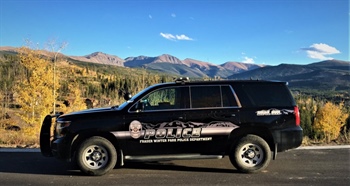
left=220, top=61, right=266, bottom=73
left=228, top=60, right=350, bottom=92
left=70, top=52, right=125, bottom=66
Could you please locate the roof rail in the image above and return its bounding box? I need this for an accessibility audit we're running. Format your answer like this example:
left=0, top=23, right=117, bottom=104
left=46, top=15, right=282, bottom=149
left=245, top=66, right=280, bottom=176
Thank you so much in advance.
left=174, top=77, right=190, bottom=83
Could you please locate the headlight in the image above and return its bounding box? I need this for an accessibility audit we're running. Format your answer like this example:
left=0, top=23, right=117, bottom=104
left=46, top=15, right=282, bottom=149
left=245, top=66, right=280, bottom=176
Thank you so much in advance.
left=56, top=120, right=71, bottom=138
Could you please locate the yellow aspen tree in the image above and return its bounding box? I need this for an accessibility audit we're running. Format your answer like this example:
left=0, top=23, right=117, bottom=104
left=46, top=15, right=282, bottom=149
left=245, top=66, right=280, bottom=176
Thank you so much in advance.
left=15, top=47, right=58, bottom=139
left=61, top=83, right=87, bottom=113
left=313, top=102, right=349, bottom=143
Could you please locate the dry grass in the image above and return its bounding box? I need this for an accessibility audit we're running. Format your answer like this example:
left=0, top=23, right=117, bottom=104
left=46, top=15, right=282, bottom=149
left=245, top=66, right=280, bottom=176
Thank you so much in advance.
left=0, top=128, right=38, bottom=148
left=302, top=131, right=350, bottom=146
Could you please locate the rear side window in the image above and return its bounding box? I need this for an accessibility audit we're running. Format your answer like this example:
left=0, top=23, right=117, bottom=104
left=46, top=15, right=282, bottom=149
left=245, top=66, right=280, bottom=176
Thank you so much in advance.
left=190, top=85, right=238, bottom=108
left=191, top=86, right=221, bottom=108
left=232, top=83, right=295, bottom=107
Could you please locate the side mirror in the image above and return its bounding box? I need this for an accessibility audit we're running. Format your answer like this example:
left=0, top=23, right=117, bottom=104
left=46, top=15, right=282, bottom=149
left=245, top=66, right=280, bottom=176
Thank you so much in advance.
left=124, top=93, right=132, bottom=101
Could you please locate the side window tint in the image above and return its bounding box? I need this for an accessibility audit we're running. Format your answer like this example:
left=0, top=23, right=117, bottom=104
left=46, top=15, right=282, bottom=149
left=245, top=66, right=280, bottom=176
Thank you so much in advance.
left=135, top=87, right=189, bottom=111
left=143, top=88, right=176, bottom=110
left=232, top=83, right=293, bottom=107
left=222, top=86, right=238, bottom=107
left=191, top=86, right=221, bottom=108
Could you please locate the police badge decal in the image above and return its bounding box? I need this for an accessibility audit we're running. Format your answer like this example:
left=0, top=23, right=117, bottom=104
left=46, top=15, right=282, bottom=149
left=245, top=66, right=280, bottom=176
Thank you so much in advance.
left=129, top=120, right=142, bottom=139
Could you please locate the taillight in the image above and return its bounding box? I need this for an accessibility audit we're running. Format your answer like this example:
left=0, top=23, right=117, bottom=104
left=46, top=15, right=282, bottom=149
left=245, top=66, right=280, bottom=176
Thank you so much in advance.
left=294, top=106, right=300, bottom=126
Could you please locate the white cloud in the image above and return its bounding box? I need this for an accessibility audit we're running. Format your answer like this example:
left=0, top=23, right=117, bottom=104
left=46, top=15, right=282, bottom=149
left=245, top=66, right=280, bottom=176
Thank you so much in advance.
left=176, top=34, right=193, bottom=41
left=160, top=33, right=176, bottom=40
left=171, top=13, right=176, bottom=18
left=302, top=43, right=340, bottom=60
left=242, top=56, right=255, bottom=63
left=160, top=32, right=193, bottom=41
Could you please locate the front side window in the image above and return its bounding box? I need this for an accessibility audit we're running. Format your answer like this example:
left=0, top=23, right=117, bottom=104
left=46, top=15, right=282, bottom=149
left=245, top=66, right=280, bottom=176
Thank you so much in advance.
left=131, top=87, right=189, bottom=111
left=145, top=88, right=175, bottom=109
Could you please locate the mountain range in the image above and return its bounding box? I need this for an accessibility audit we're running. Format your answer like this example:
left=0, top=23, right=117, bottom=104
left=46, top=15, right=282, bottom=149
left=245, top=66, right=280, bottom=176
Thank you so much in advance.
left=0, top=46, right=349, bottom=92
left=229, top=60, right=349, bottom=92
left=70, top=52, right=265, bottom=78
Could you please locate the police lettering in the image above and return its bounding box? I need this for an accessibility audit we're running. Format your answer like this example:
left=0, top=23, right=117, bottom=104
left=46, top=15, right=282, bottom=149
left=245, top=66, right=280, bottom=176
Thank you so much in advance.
left=144, top=128, right=201, bottom=139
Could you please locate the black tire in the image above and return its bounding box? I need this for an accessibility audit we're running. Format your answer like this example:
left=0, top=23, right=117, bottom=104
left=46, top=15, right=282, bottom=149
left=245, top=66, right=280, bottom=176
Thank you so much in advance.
left=76, top=136, right=117, bottom=176
left=229, top=135, right=271, bottom=173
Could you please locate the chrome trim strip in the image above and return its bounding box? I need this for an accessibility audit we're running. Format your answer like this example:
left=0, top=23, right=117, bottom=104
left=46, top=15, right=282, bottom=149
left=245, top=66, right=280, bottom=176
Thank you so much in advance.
left=112, top=131, right=131, bottom=139
left=128, top=106, right=241, bottom=113
left=200, top=127, right=237, bottom=135
left=124, top=154, right=224, bottom=161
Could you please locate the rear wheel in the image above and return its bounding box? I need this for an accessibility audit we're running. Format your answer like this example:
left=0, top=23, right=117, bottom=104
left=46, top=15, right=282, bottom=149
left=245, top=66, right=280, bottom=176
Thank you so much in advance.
left=230, top=135, right=271, bottom=173
left=76, top=136, right=117, bottom=176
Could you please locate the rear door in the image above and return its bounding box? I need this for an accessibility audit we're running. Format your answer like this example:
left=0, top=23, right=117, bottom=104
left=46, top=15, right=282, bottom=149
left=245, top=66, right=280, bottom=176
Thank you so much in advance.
left=181, top=85, right=240, bottom=154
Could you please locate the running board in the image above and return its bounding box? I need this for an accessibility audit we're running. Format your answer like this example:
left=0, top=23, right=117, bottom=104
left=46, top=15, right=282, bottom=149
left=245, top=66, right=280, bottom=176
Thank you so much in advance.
left=124, top=154, right=224, bottom=162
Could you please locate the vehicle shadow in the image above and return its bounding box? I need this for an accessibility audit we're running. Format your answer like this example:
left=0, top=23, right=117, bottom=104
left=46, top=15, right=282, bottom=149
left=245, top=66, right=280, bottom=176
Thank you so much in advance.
left=0, top=152, right=80, bottom=176
left=121, top=161, right=239, bottom=174
left=0, top=152, right=238, bottom=176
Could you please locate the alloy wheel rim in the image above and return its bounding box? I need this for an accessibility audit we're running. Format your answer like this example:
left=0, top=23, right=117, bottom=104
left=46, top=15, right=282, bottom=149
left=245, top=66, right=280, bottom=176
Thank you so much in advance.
left=82, top=145, right=109, bottom=169
left=238, top=143, right=264, bottom=167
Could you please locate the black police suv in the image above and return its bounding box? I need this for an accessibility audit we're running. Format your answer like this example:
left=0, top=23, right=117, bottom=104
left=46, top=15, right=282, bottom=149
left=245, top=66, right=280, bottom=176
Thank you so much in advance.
left=40, top=78, right=302, bottom=176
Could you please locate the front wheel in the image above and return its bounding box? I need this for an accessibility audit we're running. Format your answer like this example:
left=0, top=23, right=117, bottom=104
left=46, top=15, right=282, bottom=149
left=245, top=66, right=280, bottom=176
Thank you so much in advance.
left=76, top=136, right=117, bottom=176
left=230, top=135, right=271, bottom=173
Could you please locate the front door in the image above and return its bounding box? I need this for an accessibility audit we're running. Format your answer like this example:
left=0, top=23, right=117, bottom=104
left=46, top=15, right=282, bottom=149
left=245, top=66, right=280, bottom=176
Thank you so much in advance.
left=124, top=86, right=190, bottom=155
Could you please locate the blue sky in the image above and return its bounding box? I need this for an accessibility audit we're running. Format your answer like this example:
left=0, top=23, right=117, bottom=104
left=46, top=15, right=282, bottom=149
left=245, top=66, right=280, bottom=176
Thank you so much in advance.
left=0, top=0, right=349, bottom=65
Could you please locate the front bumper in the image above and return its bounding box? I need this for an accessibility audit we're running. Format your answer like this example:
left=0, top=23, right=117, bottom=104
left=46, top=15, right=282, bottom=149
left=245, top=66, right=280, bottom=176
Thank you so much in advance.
left=40, top=115, right=54, bottom=157
left=51, top=137, right=72, bottom=161
left=40, top=115, right=72, bottom=161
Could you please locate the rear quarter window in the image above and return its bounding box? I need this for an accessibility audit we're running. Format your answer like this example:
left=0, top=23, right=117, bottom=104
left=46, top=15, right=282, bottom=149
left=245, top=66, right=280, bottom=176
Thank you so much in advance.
left=232, top=83, right=295, bottom=107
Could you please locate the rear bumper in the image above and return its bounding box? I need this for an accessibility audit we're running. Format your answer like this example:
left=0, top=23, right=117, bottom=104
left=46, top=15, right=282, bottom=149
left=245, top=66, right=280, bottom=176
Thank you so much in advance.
left=272, top=126, right=303, bottom=152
